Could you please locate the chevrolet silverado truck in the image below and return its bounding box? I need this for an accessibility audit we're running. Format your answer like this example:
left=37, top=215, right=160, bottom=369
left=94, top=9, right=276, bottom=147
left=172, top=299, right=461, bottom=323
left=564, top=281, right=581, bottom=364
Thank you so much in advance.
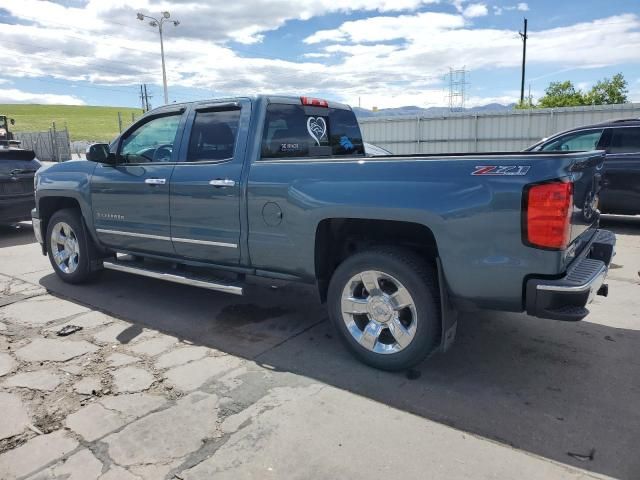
left=32, top=95, right=615, bottom=370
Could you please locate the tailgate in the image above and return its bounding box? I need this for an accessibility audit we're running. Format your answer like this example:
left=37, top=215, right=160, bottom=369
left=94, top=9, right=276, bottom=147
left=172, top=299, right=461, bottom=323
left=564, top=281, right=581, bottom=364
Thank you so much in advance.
left=0, top=150, right=39, bottom=197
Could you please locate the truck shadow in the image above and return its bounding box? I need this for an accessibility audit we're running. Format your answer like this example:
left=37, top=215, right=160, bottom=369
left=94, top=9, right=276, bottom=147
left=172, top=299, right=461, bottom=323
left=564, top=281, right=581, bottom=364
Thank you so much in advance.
left=600, top=214, right=640, bottom=235
left=0, top=222, right=35, bottom=248
left=35, top=268, right=640, bottom=480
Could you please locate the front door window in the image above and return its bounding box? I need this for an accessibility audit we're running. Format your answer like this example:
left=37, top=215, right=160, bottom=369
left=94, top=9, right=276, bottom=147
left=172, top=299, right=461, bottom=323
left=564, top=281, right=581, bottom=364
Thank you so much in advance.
left=120, top=114, right=182, bottom=163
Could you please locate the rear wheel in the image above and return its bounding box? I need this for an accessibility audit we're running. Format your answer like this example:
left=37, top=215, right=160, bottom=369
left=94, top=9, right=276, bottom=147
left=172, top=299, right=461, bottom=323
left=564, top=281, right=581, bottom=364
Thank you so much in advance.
left=46, top=209, right=97, bottom=284
left=327, top=247, right=440, bottom=371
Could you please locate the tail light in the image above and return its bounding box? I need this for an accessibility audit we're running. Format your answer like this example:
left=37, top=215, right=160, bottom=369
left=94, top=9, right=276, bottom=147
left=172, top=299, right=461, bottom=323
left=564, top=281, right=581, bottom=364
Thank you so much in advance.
left=301, top=96, right=329, bottom=107
left=524, top=181, right=573, bottom=250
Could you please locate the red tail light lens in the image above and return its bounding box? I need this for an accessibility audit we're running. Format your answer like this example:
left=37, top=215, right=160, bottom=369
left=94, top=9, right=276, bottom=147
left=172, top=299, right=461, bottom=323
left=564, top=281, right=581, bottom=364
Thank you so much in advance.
left=301, top=96, right=329, bottom=107
left=525, top=181, right=573, bottom=249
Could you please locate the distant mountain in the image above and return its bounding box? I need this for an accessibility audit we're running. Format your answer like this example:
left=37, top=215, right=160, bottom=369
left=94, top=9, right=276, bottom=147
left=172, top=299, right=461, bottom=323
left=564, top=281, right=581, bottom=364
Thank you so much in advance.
left=353, top=103, right=516, bottom=118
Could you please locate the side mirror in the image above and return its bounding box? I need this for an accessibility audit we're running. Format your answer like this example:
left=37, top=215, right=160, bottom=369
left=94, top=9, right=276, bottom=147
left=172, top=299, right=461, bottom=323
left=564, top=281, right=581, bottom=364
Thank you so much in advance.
left=10, top=119, right=15, bottom=125
left=86, top=143, right=116, bottom=164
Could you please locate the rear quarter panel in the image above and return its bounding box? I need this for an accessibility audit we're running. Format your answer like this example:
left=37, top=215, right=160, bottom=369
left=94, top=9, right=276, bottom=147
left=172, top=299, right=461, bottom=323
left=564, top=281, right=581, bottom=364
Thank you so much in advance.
left=247, top=152, right=600, bottom=312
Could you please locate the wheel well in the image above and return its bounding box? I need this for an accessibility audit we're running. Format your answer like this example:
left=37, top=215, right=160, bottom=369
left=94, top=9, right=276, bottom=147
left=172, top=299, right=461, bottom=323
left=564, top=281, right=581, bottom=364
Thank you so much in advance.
left=38, top=197, right=82, bottom=251
left=314, top=218, right=439, bottom=302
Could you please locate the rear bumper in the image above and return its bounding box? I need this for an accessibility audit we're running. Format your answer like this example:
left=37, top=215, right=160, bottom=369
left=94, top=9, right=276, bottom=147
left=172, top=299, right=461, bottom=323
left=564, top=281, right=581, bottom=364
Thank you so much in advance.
left=525, top=229, right=615, bottom=321
left=0, top=194, right=35, bottom=223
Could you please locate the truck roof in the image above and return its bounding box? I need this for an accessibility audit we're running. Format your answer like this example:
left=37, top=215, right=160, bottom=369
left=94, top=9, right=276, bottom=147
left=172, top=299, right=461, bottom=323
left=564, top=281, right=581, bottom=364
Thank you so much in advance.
left=148, top=95, right=352, bottom=116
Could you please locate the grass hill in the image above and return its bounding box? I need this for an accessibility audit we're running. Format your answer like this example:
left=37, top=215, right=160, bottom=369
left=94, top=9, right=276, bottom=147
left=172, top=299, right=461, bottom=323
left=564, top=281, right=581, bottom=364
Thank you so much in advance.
left=0, top=104, right=144, bottom=142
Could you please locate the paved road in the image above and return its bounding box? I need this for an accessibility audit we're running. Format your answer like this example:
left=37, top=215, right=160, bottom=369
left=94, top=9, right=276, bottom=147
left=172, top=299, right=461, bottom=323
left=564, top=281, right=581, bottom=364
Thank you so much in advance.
left=0, top=216, right=638, bottom=479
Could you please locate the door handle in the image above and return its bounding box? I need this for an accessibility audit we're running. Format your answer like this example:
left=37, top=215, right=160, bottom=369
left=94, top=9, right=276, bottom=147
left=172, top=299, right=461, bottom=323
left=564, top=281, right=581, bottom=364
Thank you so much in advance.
left=145, top=178, right=166, bottom=185
left=209, top=179, right=236, bottom=187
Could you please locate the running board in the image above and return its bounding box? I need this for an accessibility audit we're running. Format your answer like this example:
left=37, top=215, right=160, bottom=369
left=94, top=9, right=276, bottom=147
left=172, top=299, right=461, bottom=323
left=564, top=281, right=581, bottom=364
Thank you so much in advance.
left=102, top=259, right=244, bottom=295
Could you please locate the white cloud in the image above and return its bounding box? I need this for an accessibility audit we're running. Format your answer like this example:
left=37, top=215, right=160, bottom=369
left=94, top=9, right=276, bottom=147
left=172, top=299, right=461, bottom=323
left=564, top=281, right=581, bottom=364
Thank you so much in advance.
left=0, top=0, right=441, bottom=46
left=302, top=52, right=332, bottom=58
left=500, top=3, right=530, bottom=13
left=305, top=12, right=466, bottom=44
left=0, top=88, right=86, bottom=105
left=0, top=0, right=637, bottom=109
left=462, top=3, right=488, bottom=18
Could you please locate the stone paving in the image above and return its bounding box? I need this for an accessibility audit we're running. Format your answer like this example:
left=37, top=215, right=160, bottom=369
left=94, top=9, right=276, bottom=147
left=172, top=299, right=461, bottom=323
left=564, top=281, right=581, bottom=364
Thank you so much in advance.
left=3, top=216, right=639, bottom=480
left=0, top=274, right=283, bottom=480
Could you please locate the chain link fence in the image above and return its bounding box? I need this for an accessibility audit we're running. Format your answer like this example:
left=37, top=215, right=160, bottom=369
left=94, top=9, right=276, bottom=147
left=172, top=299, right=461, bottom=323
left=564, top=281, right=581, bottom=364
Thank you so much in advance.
left=14, top=126, right=71, bottom=162
left=11, top=110, right=141, bottom=162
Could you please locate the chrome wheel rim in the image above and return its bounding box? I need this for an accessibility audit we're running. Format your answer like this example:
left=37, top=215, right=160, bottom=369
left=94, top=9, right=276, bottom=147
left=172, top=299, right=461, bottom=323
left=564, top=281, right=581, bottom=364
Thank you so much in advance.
left=583, top=191, right=598, bottom=221
left=341, top=270, right=418, bottom=355
left=50, top=222, right=80, bottom=274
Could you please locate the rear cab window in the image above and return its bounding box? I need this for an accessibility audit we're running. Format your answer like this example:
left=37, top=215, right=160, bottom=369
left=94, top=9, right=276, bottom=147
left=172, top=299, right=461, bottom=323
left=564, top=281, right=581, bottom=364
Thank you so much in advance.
left=261, top=101, right=365, bottom=159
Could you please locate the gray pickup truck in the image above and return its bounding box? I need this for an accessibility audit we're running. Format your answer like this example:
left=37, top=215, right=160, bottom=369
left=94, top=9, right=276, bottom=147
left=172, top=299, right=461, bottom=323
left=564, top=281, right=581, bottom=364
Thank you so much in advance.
left=32, top=95, right=615, bottom=370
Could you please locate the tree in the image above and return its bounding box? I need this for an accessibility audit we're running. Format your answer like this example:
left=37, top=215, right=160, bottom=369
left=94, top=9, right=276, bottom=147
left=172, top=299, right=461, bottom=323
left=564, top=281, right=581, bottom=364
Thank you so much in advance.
left=514, top=73, right=631, bottom=110
left=585, top=73, right=628, bottom=105
left=537, top=80, right=586, bottom=108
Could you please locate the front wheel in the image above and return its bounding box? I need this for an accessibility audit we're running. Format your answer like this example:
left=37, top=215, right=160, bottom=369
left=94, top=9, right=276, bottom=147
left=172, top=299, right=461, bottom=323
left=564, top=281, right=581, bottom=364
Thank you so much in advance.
left=46, top=209, right=97, bottom=284
left=327, top=247, right=441, bottom=371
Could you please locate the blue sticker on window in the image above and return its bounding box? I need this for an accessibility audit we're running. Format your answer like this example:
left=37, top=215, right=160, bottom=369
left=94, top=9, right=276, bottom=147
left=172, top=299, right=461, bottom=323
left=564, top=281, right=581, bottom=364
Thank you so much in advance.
left=340, top=136, right=354, bottom=150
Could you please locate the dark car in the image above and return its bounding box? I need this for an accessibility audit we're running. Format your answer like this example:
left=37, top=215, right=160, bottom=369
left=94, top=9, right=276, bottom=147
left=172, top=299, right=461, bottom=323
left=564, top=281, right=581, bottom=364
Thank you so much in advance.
left=364, top=142, right=392, bottom=156
left=0, top=148, right=40, bottom=224
left=527, top=118, right=640, bottom=216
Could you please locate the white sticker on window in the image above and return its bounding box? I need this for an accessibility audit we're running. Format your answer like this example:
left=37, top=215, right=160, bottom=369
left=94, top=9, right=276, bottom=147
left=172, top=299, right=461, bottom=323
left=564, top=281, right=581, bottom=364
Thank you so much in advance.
left=306, top=117, right=327, bottom=146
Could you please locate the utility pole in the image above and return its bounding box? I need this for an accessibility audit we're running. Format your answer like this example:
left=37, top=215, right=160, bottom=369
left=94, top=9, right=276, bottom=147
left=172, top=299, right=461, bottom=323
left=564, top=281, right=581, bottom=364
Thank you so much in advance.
left=139, top=85, right=145, bottom=111
left=137, top=11, right=180, bottom=105
left=519, top=18, right=528, bottom=104
left=143, top=84, right=151, bottom=111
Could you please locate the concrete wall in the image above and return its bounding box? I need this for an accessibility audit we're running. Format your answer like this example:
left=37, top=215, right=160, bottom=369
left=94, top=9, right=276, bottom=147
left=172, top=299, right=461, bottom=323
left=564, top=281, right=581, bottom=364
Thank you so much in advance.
left=358, top=103, right=640, bottom=155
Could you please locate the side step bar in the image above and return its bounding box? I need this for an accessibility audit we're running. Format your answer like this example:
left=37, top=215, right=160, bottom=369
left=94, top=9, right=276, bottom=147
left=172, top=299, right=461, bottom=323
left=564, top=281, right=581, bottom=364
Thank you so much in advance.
left=102, top=259, right=244, bottom=296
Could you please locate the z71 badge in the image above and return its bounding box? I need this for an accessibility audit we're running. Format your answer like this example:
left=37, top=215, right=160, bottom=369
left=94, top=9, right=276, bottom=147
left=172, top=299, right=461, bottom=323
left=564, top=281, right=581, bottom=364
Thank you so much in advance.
left=472, top=165, right=531, bottom=176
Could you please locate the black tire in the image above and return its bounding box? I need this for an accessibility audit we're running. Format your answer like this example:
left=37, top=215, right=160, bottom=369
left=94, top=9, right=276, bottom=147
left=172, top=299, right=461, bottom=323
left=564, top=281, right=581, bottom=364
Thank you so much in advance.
left=46, top=208, right=98, bottom=284
left=327, top=247, right=441, bottom=371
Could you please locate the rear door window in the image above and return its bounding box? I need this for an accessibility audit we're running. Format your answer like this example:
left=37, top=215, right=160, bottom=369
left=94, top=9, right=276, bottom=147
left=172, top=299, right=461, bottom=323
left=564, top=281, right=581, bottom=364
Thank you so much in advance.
left=540, top=129, right=604, bottom=152
left=261, top=104, right=364, bottom=159
left=608, top=127, right=640, bottom=154
left=187, top=108, right=241, bottom=162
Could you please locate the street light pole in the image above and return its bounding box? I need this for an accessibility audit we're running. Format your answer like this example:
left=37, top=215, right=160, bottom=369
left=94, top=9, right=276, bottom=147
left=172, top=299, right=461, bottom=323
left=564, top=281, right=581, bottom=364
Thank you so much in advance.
left=137, top=11, right=180, bottom=105
left=158, top=21, right=168, bottom=104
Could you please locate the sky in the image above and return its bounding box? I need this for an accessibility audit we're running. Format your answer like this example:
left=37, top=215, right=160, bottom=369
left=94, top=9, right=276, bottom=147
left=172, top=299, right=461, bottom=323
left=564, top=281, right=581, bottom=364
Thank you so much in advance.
left=0, top=0, right=639, bottom=109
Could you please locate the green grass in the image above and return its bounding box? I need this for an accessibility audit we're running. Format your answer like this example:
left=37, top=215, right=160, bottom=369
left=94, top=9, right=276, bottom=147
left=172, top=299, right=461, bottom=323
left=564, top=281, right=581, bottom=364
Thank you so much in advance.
left=1, top=104, right=144, bottom=142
